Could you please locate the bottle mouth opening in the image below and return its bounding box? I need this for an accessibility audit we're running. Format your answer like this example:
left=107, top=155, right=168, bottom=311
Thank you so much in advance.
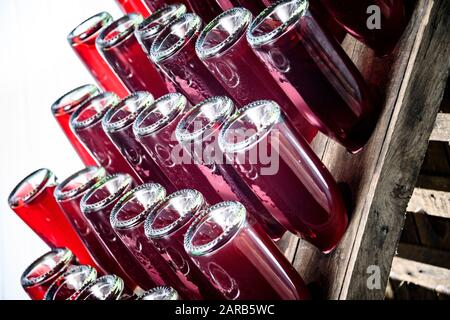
left=68, top=12, right=113, bottom=45
left=247, top=0, right=308, bottom=47
left=144, top=189, right=204, bottom=239
left=137, top=286, right=179, bottom=300
left=133, top=93, right=188, bottom=137
left=150, top=13, right=201, bottom=63
left=110, top=183, right=167, bottom=230
left=54, top=167, right=106, bottom=202
left=70, top=92, right=120, bottom=131
left=176, top=96, right=235, bottom=144
left=81, top=174, right=133, bottom=214
left=97, top=14, right=143, bottom=49
left=44, top=265, right=97, bottom=301
left=75, top=275, right=124, bottom=300
left=196, top=7, right=252, bottom=59
left=218, top=100, right=281, bottom=154
left=184, top=201, right=246, bottom=256
left=136, top=4, right=187, bottom=41
left=21, top=248, right=74, bottom=288
left=103, top=92, right=154, bottom=133
left=8, top=168, right=57, bottom=209
left=51, top=84, right=100, bottom=116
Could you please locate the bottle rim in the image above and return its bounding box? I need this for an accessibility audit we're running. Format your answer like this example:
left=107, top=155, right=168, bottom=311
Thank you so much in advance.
left=68, top=11, right=113, bottom=45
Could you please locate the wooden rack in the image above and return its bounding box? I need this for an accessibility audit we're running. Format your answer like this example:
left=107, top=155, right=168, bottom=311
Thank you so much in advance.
left=277, top=0, right=450, bottom=299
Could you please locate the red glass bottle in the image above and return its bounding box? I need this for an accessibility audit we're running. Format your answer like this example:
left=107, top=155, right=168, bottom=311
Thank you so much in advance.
left=225, top=0, right=271, bottom=16
left=150, top=13, right=229, bottom=105
left=137, top=286, right=180, bottom=300
left=144, top=0, right=193, bottom=12
left=115, top=0, right=152, bottom=17
left=185, top=0, right=226, bottom=23
left=196, top=7, right=317, bottom=142
left=144, top=189, right=224, bottom=299
left=247, top=0, right=377, bottom=153
left=70, top=92, right=142, bottom=182
left=322, top=0, right=406, bottom=56
left=185, top=201, right=310, bottom=300
left=75, top=275, right=125, bottom=300
left=135, top=3, right=187, bottom=55
left=55, top=167, right=137, bottom=280
left=20, top=248, right=75, bottom=300
left=219, top=100, right=348, bottom=253
left=110, top=184, right=208, bottom=299
left=135, top=4, right=188, bottom=94
left=80, top=174, right=158, bottom=292
left=102, top=92, right=175, bottom=190
left=133, top=93, right=222, bottom=204
left=43, top=265, right=97, bottom=300
left=51, top=84, right=100, bottom=167
left=96, top=14, right=169, bottom=98
left=67, top=12, right=129, bottom=98
left=175, top=96, right=286, bottom=240
left=8, top=169, right=96, bottom=265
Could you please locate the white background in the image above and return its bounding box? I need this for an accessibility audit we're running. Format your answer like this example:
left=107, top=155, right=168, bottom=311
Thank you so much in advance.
left=0, top=0, right=123, bottom=299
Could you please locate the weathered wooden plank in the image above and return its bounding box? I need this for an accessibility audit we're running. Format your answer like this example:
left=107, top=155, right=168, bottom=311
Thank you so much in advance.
left=290, top=0, right=450, bottom=299
left=396, top=243, right=450, bottom=269
left=408, top=187, right=450, bottom=218
left=430, top=113, right=450, bottom=142
left=390, top=257, right=450, bottom=295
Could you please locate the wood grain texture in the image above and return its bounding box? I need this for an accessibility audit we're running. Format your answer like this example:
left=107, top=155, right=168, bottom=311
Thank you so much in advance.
left=396, top=243, right=450, bottom=269
left=390, top=257, right=450, bottom=295
left=287, top=0, right=450, bottom=299
left=430, top=113, right=450, bottom=142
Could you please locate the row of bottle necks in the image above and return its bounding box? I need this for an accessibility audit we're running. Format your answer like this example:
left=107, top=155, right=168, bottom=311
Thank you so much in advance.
left=9, top=0, right=408, bottom=300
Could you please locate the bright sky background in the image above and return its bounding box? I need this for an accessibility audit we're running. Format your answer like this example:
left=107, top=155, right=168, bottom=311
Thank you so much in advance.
left=0, top=0, right=123, bottom=299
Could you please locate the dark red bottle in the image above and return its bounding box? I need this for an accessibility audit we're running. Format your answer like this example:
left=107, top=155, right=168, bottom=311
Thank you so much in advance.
left=185, top=0, right=226, bottom=23
left=102, top=92, right=175, bottom=190
left=8, top=169, right=96, bottom=265
left=115, top=0, right=152, bottom=17
left=80, top=174, right=158, bottom=292
left=196, top=7, right=317, bottom=142
left=51, top=84, right=100, bottom=167
left=175, top=96, right=286, bottom=240
left=322, top=0, right=406, bottom=56
left=219, top=100, right=348, bottom=253
left=150, top=13, right=229, bottom=105
left=43, top=265, right=97, bottom=300
left=54, top=167, right=139, bottom=281
left=70, top=92, right=142, bottom=182
left=135, top=3, right=188, bottom=94
left=67, top=12, right=129, bottom=98
left=144, top=189, right=224, bottom=299
left=133, top=93, right=225, bottom=205
left=247, top=0, right=377, bottom=153
left=20, top=248, right=75, bottom=300
left=184, top=201, right=310, bottom=300
left=110, top=184, right=208, bottom=299
left=224, top=0, right=271, bottom=16
left=96, top=14, right=169, bottom=98
left=75, top=275, right=125, bottom=300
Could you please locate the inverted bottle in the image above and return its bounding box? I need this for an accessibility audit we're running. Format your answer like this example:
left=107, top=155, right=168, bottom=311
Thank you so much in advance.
left=8, top=169, right=96, bottom=265
left=96, top=14, right=169, bottom=98
left=184, top=201, right=310, bottom=300
left=102, top=92, right=175, bottom=190
left=175, top=96, right=286, bottom=240
left=67, top=12, right=129, bottom=98
left=50, top=84, right=100, bottom=166
left=219, top=100, right=348, bottom=253
left=20, top=248, right=76, bottom=300
left=196, top=7, right=317, bottom=142
left=247, top=0, right=378, bottom=153
left=150, top=13, right=229, bottom=105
